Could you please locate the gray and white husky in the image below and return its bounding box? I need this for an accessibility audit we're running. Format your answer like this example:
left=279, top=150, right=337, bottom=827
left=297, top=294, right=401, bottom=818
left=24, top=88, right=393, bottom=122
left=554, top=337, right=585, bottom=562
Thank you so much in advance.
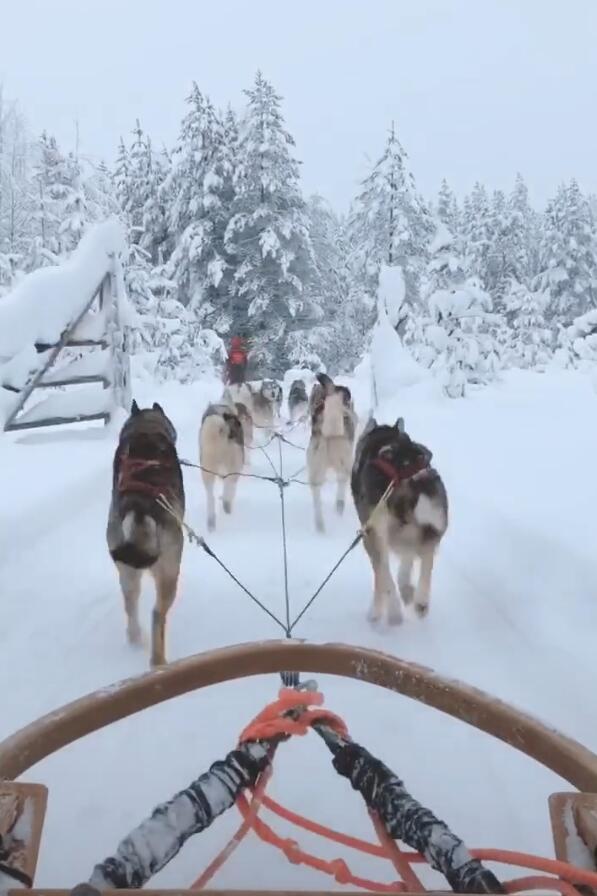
left=351, top=416, right=448, bottom=625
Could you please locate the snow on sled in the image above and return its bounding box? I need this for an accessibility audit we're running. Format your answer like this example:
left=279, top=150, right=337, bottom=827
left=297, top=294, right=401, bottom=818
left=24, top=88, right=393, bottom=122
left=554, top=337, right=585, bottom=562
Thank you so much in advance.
left=1, top=640, right=597, bottom=896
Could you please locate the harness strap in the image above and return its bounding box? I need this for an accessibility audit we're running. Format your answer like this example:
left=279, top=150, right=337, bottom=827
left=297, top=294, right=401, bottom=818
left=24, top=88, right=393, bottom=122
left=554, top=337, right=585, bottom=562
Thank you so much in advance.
left=372, top=455, right=429, bottom=487
left=117, top=452, right=176, bottom=501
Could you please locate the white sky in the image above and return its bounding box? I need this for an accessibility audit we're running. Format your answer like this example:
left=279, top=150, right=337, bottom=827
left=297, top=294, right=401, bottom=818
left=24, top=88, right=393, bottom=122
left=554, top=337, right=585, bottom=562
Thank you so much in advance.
left=2, top=0, right=597, bottom=212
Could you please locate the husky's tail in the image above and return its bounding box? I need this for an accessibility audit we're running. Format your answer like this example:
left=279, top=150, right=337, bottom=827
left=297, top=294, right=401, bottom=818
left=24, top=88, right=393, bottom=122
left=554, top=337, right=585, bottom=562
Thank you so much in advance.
left=111, top=509, right=159, bottom=568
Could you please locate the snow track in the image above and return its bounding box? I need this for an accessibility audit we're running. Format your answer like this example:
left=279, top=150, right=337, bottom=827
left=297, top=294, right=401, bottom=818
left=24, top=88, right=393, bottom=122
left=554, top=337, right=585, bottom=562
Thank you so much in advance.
left=3, top=370, right=597, bottom=890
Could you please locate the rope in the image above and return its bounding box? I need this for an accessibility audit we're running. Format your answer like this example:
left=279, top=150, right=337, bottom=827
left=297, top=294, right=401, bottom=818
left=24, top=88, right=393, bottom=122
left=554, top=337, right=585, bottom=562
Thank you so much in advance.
left=188, top=687, right=597, bottom=896
left=156, top=495, right=288, bottom=634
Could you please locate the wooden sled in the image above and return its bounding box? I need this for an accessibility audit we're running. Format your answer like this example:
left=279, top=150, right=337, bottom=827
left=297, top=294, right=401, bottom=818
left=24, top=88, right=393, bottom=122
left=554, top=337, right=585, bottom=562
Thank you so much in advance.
left=2, top=640, right=597, bottom=895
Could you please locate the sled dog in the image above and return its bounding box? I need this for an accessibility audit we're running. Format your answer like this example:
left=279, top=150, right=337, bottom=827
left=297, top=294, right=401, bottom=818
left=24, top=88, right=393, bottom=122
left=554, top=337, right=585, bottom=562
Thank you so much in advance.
left=306, top=372, right=357, bottom=532
left=199, top=403, right=244, bottom=531
left=106, top=400, right=185, bottom=667
left=350, top=416, right=448, bottom=625
left=288, top=379, right=309, bottom=422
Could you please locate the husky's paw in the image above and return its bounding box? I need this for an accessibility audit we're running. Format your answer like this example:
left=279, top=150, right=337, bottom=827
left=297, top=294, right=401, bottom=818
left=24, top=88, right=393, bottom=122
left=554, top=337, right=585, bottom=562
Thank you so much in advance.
left=315, top=518, right=325, bottom=534
left=399, top=583, right=415, bottom=605
left=150, top=654, right=166, bottom=668
left=367, top=601, right=382, bottom=623
left=207, top=515, right=216, bottom=531
left=387, top=600, right=404, bottom=626
left=127, top=625, right=146, bottom=648
left=336, top=499, right=345, bottom=515
left=414, top=601, right=430, bottom=618
left=223, top=499, right=232, bottom=515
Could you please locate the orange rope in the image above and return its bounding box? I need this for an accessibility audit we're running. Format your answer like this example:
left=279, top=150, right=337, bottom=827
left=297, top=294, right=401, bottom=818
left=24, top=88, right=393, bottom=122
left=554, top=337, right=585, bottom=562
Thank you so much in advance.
left=191, top=687, right=597, bottom=896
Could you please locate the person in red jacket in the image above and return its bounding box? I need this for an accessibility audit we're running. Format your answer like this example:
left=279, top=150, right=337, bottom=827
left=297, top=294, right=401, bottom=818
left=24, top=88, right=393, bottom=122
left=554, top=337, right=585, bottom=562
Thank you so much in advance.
left=224, top=336, right=248, bottom=385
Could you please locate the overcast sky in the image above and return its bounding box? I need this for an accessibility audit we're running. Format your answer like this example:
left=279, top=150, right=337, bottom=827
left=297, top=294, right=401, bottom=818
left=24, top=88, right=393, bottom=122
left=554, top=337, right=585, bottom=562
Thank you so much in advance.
left=2, top=0, right=596, bottom=213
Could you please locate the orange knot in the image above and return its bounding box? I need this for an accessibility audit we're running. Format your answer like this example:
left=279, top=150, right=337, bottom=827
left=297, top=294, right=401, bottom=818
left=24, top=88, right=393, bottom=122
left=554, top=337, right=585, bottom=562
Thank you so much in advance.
left=238, top=687, right=348, bottom=744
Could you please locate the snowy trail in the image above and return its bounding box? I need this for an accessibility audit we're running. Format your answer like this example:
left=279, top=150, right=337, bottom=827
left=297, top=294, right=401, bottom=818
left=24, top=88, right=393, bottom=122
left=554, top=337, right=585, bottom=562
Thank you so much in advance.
left=3, top=370, right=597, bottom=890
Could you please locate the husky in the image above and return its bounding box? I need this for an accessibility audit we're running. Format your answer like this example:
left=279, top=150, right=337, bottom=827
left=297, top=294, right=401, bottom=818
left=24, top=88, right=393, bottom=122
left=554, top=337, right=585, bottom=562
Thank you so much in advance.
left=199, top=403, right=244, bottom=531
left=306, top=372, right=357, bottom=532
left=106, top=400, right=185, bottom=667
left=351, top=416, right=448, bottom=626
left=234, top=401, right=254, bottom=452
left=288, top=379, right=309, bottom=422
left=250, top=380, right=279, bottom=433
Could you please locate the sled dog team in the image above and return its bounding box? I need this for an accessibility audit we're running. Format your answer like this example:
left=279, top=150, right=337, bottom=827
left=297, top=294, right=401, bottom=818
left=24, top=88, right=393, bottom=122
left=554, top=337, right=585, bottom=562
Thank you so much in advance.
left=106, top=374, right=449, bottom=667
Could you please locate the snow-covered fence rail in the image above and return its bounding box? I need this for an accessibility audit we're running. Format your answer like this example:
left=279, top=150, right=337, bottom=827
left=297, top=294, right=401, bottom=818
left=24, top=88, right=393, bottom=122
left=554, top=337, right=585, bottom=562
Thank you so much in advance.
left=0, top=219, right=132, bottom=432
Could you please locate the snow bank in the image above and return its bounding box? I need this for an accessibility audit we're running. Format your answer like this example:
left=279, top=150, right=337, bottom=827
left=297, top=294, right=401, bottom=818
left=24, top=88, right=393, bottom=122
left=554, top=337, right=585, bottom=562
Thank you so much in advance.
left=371, top=304, right=427, bottom=401
left=0, top=217, right=126, bottom=361
left=378, top=263, right=406, bottom=329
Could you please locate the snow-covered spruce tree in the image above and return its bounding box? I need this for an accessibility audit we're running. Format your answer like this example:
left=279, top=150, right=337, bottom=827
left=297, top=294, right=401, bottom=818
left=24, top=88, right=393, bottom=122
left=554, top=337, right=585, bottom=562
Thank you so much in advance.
left=166, top=85, right=236, bottom=321
left=436, top=179, right=460, bottom=234
left=0, top=98, right=35, bottom=265
left=27, top=131, right=63, bottom=269
left=535, top=180, right=597, bottom=327
left=461, top=182, right=492, bottom=288
left=348, top=122, right=432, bottom=311
left=504, top=280, right=552, bottom=369
left=505, top=173, right=538, bottom=285
left=561, top=308, right=597, bottom=373
left=485, top=189, right=510, bottom=306
left=141, top=145, right=171, bottom=266
left=302, top=194, right=356, bottom=370
left=225, top=72, right=318, bottom=376
left=408, top=218, right=468, bottom=369
left=186, top=104, right=239, bottom=332
left=427, top=279, right=498, bottom=397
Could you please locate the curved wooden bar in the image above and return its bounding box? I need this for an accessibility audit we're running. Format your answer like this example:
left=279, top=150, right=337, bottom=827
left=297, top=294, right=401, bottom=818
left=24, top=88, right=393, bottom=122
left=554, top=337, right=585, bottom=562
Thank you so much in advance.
left=1, top=639, right=596, bottom=792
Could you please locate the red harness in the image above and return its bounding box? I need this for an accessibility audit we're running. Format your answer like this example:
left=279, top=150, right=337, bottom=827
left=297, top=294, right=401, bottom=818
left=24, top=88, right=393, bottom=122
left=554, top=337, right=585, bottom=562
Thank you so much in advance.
left=372, top=455, right=429, bottom=487
left=117, top=453, right=175, bottom=501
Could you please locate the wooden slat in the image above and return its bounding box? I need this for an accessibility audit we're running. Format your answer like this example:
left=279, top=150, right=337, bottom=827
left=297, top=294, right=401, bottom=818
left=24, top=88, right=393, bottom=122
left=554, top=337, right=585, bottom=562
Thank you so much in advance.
left=5, top=411, right=109, bottom=432
left=3, top=280, right=104, bottom=431
left=0, top=782, right=48, bottom=887
left=35, top=339, right=108, bottom=351
left=37, top=374, right=110, bottom=389
left=549, top=791, right=597, bottom=868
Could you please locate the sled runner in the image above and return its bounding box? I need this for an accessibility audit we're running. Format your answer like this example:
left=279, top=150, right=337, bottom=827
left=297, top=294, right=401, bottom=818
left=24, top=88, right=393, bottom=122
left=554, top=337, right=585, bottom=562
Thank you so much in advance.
left=1, top=640, right=597, bottom=895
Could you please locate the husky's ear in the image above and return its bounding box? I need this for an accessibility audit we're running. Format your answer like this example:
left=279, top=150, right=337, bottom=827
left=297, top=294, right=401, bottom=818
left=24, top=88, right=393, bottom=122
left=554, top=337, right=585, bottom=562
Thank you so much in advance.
left=131, top=399, right=140, bottom=415
left=153, top=402, right=165, bottom=414
left=316, top=372, right=335, bottom=395
left=395, top=416, right=405, bottom=433
left=362, top=416, right=377, bottom=437
left=415, top=442, right=433, bottom=465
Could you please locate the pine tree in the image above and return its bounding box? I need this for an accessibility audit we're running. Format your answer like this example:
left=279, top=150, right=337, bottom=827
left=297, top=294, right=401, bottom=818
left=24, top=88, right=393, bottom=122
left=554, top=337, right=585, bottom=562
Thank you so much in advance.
left=505, top=173, right=537, bottom=285
left=504, top=280, right=552, bottom=369
left=462, top=182, right=492, bottom=287
left=58, top=153, right=92, bottom=253
left=348, top=123, right=432, bottom=309
left=165, top=84, right=221, bottom=309
left=225, top=71, right=317, bottom=375
left=27, top=131, right=62, bottom=269
left=436, top=179, right=459, bottom=234
left=427, top=279, right=498, bottom=397
left=536, top=180, right=597, bottom=325
left=485, top=189, right=510, bottom=305
left=141, top=144, right=171, bottom=266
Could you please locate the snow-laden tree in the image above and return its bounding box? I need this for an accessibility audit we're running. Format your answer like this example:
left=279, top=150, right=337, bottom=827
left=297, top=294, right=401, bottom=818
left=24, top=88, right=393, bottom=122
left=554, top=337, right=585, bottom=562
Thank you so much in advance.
left=425, top=219, right=467, bottom=293
left=461, top=182, right=493, bottom=288
left=556, top=308, right=597, bottom=374
left=225, top=71, right=318, bottom=375
left=505, top=173, right=537, bottom=285
left=348, top=123, right=432, bottom=308
left=141, top=145, right=171, bottom=266
left=485, top=189, right=510, bottom=305
left=27, top=131, right=63, bottom=269
left=535, top=180, right=597, bottom=325
left=165, top=85, right=229, bottom=310
left=436, top=179, right=460, bottom=234
left=504, top=280, right=552, bottom=369
left=0, top=96, right=34, bottom=263
left=426, top=279, right=498, bottom=397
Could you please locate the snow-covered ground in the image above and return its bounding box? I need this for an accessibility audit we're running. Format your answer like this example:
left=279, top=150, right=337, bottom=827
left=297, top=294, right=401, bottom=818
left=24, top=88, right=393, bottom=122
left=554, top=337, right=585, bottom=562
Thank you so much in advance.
left=3, top=367, right=597, bottom=890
